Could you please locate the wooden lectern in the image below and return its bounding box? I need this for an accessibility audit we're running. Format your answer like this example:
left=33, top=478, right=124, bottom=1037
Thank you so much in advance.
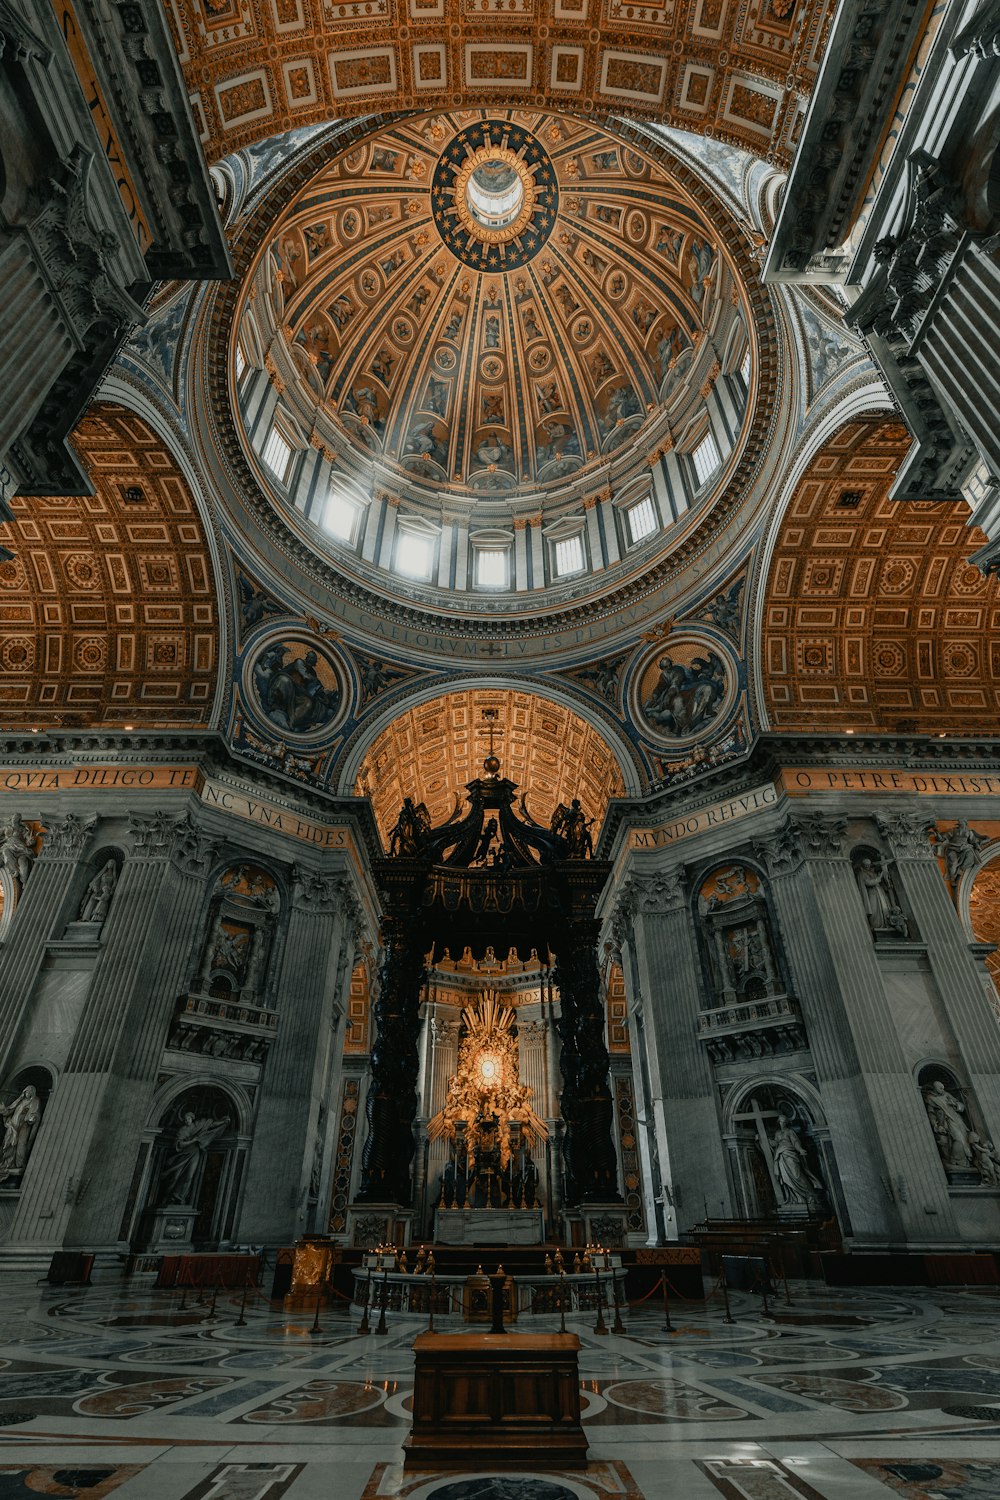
left=404, top=1331, right=587, bottom=1469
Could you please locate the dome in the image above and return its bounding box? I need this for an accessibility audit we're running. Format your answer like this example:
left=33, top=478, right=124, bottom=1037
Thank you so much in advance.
left=230, top=110, right=760, bottom=611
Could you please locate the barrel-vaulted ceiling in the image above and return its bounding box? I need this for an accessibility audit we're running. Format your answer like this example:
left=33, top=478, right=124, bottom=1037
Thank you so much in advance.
left=0, top=405, right=220, bottom=730
left=168, top=0, right=832, bottom=167
left=354, top=687, right=627, bottom=843
left=761, top=416, right=1000, bottom=736
left=257, top=111, right=738, bottom=496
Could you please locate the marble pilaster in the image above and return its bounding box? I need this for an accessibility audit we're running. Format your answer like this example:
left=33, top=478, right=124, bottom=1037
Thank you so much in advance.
left=6, top=813, right=190, bottom=1253
left=758, top=817, right=957, bottom=1246
left=238, top=867, right=351, bottom=1243
left=881, top=813, right=1000, bottom=1145
left=622, top=870, right=731, bottom=1231
left=0, top=815, right=95, bottom=1072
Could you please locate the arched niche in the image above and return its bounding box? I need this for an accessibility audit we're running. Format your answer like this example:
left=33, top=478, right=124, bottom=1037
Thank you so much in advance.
left=0, top=1064, right=52, bottom=1189
left=723, top=1078, right=837, bottom=1227
left=133, top=1083, right=246, bottom=1251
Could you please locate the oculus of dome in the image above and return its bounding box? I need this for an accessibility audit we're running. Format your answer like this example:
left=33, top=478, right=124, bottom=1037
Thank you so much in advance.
left=432, top=121, right=557, bottom=269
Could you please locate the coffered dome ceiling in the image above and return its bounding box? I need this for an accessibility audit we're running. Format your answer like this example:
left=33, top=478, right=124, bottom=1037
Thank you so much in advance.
left=237, top=110, right=750, bottom=511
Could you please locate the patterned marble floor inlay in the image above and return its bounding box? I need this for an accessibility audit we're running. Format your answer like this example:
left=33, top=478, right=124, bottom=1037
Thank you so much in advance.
left=0, top=1277, right=999, bottom=1497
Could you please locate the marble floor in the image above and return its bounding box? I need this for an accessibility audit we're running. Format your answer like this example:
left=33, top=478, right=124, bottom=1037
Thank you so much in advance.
left=0, top=1272, right=998, bottom=1499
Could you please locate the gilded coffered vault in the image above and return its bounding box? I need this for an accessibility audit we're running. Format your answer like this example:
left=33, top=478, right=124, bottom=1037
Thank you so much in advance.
left=168, top=0, right=831, bottom=168
left=0, top=405, right=221, bottom=731
left=761, top=417, right=1000, bottom=736
left=354, top=686, right=628, bottom=838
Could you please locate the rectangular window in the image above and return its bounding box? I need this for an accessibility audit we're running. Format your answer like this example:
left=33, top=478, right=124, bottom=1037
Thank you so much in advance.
left=554, top=535, right=585, bottom=576
left=740, top=347, right=751, bottom=386
left=261, top=426, right=292, bottom=482
left=476, top=547, right=509, bottom=588
left=626, top=495, right=658, bottom=545
left=395, top=529, right=436, bottom=581
left=235, top=343, right=247, bottom=384
left=691, top=430, right=722, bottom=488
left=325, top=490, right=364, bottom=545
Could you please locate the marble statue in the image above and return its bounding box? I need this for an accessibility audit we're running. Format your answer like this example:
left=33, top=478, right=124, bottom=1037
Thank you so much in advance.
left=78, top=859, right=117, bottom=924
left=938, top=820, right=989, bottom=885
left=0, top=1085, right=41, bottom=1182
left=855, top=856, right=907, bottom=936
left=0, top=813, right=36, bottom=891
left=968, top=1132, right=1000, bottom=1186
left=158, top=1111, right=229, bottom=1206
left=923, top=1079, right=972, bottom=1168
left=771, top=1115, right=824, bottom=1208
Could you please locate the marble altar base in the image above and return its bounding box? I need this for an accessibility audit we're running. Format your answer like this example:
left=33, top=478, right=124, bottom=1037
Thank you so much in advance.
left=433, top=1207, right=544, bottom=1244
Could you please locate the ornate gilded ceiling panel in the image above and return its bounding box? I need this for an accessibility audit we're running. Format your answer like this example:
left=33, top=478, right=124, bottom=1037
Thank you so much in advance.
left=355, top=686, right=626, bottom=844
left=257, top=111, right=733, bottom=496
left=168, top=0, right=831, bottom=168
left=761, top=417, right=1000, bottom=734
left=0, top=406, right=220, bottom=730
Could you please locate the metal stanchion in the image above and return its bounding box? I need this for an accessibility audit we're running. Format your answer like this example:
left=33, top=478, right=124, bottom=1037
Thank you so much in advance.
left=777, top=1238, right=792, bottom=1306
left=559, top=1270, right=567, bottom=1333
left=611, top=1269, right=626, bottom=1335
left=720, top=1269, right=735, bottom=1325
left=593, top=1267, right=608, bottom=1335
left=358, top=1269, right=373, bottom=1336
left=375, top=1268, right=389, bottom=1335
left=309, top=1282, right=324, bottom=1336
left=235, top=1280, right=249, bottom=1327
left=661, top=1271, right=674, bottom=1333
left=427, top=1263, right=436, bottom=1335
left=205, top=1284, right=218, bottom=1320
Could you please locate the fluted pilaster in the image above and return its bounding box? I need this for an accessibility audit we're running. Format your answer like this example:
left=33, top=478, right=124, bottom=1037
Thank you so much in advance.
left=621, top=870, right=730, bottom=1229
left=0, top=815, right=95, bottom=1070
left=759, top=817, right=956, bottom=1245
left=885, top=820, right=1000, bottom=1144
left=239, top=867, right=349, bottom=1242
left=8, top=813, right=186, bottom=1250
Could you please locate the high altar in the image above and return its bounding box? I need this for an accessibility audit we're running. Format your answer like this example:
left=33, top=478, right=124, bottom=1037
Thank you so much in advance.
left=425, top=992, right=550, bottom=1245
left=344, top=733, right=627, bottom=1249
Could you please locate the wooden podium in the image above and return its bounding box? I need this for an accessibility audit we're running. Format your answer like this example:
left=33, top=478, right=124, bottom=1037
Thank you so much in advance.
left=404, top=1332, right=587, bottom=1469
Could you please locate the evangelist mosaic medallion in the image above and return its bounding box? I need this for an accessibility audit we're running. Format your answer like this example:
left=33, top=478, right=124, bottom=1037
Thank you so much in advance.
left=630, top=631, right=737, bottom=745
left=431, top=120, right=557, bottom=270
left=245, top=634, right=346, bottom=739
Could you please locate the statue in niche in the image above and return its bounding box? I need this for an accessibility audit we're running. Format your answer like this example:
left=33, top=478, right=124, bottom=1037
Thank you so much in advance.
left=644, top=652, right=726, bottom=736
left=0, top=1085, right=42, bottom=1183
left=854, top=856, right=908, bottom=937
left=923, top=1079, right=972, bottom=1168
left=241, top=931, right=267, bottom=1000
left=937, top=821, right=989, bottom=885
left=968, top=1132, right=1000, bottom=1186
left=158, top=1111, right=230, bottom=1206
left=253, top=644, right=339, bottom=734
left=78, top=859, right=117, bottom=925
left=771, top=1114, right=825, bottom=1210
left=1, top=813, right=36, bottom=891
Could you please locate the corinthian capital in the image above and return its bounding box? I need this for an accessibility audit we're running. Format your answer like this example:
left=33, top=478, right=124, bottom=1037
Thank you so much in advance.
left=40, top=813, right=95, bottom=860
left=128, top=811, right=178, bottom=859
left=292, top=864, right=344, bottom=913
left=753, top=819, right=804, bottom=876
left=171, top=815, right=218, bottom=877
left=875, top=811, right=935, bottom=860
left=796, top=814, right=849, bottom=858
left=632, top=869, right=686, bottom=914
